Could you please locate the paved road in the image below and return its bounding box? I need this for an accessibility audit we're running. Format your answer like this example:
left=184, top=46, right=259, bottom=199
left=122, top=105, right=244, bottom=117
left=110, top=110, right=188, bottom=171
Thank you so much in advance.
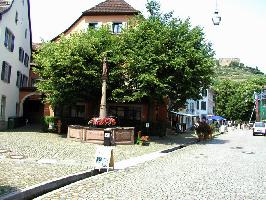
left=36, top=129, right=266, bottom=200
left=0, top=126, right=197, bottom=198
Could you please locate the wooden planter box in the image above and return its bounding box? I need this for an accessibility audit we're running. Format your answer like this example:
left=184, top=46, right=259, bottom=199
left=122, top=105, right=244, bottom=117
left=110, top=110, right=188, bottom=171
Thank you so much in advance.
left=67, top=125, right=134, bottom=145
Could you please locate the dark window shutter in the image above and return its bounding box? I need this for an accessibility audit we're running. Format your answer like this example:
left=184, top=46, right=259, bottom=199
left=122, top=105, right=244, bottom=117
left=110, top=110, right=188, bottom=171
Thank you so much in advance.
left=4, top=29, right=8, bottom=47
left=11, top=35, right=15, bottom=52
left=1, top=62, right=5, bottom=80
left=8, top=65, right=11, bottom=83
left=16, top=71, right=21, bottom=86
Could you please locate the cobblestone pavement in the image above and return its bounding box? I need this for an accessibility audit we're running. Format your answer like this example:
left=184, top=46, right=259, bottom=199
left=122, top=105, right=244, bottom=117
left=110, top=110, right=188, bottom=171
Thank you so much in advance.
left=0, top=125, right=197, bottom=197
left=35, top=129, right=266, bottom=200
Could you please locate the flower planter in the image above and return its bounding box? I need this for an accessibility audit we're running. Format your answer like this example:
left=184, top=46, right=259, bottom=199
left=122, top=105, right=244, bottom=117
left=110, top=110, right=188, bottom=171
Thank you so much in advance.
left=67, top=125, right=134, bottom=145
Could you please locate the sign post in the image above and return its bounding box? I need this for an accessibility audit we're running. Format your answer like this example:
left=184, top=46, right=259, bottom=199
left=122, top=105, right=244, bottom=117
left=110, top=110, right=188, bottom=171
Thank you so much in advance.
left=94, top=146, right=114, bottom=172
left=146, top=122, right=150, bottom=137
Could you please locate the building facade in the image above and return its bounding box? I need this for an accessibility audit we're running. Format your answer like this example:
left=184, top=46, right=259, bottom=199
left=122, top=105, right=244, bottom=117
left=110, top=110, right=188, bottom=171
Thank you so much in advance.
left=52, top=0, right=139, bottom=41
left=0, top=0, right=32, bottom=130
left=186, top=88, right=215, bottom=120
left=170, top=88, right=215, bottom=131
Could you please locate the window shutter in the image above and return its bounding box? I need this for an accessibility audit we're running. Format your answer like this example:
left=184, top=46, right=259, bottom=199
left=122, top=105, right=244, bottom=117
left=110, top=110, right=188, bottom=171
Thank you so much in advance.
left=122, top=22, right=127, bottom=29
left=1, top=62, right=5, bottom=80
left=25, top=76, right=28, bottom=87
left=16, top=71, right=21, bottom=86
left=98, top=22, right=102, bottom=28
left=11, top=35, right=15, bottom=52
left=4, top=29, right=8, bottom=47
left=107, top=22, right=113, bottom=32
left=20, top=74, right=23, bottom=87
left=8, top=65, right=11, bottom=83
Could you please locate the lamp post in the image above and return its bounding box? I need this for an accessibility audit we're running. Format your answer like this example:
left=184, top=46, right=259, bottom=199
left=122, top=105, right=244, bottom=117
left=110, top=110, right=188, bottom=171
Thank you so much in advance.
left=99, top=57, right=108, bottom=118
left=212, top=0, right=221, bottom=25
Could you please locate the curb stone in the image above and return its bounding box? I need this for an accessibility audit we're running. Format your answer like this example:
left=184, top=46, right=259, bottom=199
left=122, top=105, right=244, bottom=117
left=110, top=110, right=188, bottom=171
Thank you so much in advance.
left=1, top=169, right=99, bottom=200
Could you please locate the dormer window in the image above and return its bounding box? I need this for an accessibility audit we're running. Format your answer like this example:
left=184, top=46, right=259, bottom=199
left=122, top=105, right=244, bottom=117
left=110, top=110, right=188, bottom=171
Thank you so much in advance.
left=112, top=22, right=123, bottom=34
left=88, top=22, right=99, bottom=29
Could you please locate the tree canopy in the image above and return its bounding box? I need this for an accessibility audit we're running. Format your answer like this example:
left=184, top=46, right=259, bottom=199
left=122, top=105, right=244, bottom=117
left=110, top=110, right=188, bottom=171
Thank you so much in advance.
left=33, top=0, right=215, bottom=112
left=33, top=28, right=122, bottom=108
left=213, top=77, right=266, bottom=121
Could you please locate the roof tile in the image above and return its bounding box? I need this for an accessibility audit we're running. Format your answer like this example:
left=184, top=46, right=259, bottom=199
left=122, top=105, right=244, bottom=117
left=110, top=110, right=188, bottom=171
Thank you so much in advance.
left=83, top=0, right=139, bottom=15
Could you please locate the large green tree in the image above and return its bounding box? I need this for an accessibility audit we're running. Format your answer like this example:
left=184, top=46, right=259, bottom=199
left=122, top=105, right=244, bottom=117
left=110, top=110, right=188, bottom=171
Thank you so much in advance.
left=112, top=0, right=215, bottom=112
left=214, top=77, right=266, bottom=121
left=34, top=0, right=215, bottom=117
left=33, top=28, right=122, bottom=109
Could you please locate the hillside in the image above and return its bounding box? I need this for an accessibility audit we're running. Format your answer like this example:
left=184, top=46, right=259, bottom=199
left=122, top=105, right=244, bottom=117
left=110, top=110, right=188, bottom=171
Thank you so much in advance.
left=214, top=61, right=265, bottom=82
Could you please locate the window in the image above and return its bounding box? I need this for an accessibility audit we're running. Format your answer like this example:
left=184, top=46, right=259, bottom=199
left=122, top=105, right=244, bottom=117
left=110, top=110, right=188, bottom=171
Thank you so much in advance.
left=4, top=28, right=15, bottom=52
left=190, top=103, right=194, bottom=112
left=21, top=74, right=28, bottom=87
left=0, top=96, right=6, bottom=120
left=15, top=11, right=18, bottom=24
left=112, top=22, right=122, bottom=34
left=108, top=106, right=141, bottom=121
left=17, top=73, right=27, bottom=87
left=19, top=47, right=24, bottom=62
left=24, top=53, right=29, bottom=67
left=196, top=101, right=199, bottom=110
left=88, top=23, right=98, bottom=29
left=201, top=101, right=207, bottom=110
left=1, top=61, right=12, bottom=83
left=202, top=89, right=207, bottom=97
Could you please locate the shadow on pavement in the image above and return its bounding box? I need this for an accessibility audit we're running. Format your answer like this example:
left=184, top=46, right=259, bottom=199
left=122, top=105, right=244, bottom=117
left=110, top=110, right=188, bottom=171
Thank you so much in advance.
left=197, top=138, right=230, bottom=145
left=0, top=185, right=19, bottom=199
left=3, top=125, right=68, bottom=138
left=149, top=132, right=197, bottom=146
left=4, top=124, right=43, bottom=133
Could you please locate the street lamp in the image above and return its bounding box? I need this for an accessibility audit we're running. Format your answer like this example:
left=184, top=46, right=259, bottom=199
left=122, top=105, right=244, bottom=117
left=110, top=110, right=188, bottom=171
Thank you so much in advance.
left=212, top=0, right=221, bottom=25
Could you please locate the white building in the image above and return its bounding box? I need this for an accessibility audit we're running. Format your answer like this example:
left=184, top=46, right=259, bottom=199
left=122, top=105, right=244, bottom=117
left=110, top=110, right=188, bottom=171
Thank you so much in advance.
left=186, top=88, right=215, bottom=120
left=0, top=0, right=32, bottom=130
left=172, top=88, right=215, bottom=131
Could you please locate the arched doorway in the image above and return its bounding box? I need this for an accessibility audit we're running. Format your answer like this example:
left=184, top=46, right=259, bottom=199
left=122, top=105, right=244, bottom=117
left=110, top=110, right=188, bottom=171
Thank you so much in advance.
left=19, top=89, right=44, bottom=125
left=23, top=95, right=44, bottom=124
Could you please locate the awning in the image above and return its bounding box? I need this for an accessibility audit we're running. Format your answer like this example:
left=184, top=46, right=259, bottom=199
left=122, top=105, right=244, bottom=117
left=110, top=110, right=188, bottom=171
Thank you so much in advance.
left=207, top=115, right=226, bottom=121
left=171, top=111, right=198, bottom=117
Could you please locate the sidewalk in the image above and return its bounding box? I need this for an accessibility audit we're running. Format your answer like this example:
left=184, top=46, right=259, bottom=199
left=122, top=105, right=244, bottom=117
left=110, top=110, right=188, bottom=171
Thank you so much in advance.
left=0, top=127, right=200, bottom=199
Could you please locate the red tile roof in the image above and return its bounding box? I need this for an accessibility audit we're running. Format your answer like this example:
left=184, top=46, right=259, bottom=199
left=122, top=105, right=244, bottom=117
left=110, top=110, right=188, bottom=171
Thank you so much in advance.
left=83, top=0, right=139, bottom=15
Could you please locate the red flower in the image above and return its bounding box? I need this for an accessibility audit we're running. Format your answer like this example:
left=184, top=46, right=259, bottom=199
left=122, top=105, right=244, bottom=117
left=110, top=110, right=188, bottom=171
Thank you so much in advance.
left=88, top=117, right=116, bottom=127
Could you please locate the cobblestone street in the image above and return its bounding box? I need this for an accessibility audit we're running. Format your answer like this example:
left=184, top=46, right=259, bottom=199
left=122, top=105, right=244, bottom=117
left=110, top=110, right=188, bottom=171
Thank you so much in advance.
left=36, top=129, right=266, bottom=200
left=0, top=126, right=197, bottom=198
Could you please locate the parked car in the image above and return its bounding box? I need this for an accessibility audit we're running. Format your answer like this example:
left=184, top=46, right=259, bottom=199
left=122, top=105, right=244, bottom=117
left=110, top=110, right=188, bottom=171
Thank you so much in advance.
left=253, top=122, right=266, bottom=136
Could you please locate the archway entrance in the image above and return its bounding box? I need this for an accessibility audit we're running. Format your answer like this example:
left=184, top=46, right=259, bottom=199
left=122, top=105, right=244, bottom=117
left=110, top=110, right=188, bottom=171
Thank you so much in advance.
left=23, top=96, right=44, bottom=124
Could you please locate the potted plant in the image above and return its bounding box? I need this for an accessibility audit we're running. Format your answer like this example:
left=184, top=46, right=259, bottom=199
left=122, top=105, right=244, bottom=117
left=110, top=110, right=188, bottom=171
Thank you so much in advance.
left=195, top=121, right=212, bottom=141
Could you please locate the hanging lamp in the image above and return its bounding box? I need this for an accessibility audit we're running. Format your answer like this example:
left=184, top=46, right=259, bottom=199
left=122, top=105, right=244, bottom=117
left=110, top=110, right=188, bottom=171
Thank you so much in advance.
left=212, top=0, right=221, bottom=25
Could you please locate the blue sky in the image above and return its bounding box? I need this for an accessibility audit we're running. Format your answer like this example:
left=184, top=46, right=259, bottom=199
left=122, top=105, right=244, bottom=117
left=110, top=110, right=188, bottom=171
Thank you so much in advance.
left=30, top=0, right=266, bottom=73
